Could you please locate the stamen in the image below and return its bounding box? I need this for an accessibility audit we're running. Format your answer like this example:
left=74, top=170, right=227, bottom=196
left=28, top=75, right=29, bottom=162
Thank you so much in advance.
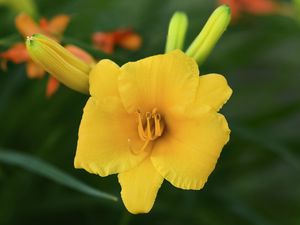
left=152, top=108, right=158, bottom=114
left=154, top=113, right=164, bottom=136
left=145, top=113, right=153, bottom=140
left=140, top=140, right=150, bottom=152
left=137, top=111, right=147, bottom=141
left=133, top=108, right=165, bottom=155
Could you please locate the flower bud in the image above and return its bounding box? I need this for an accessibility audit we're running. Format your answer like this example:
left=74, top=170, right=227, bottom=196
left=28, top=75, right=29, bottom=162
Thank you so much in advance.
left=186, top=5, right=231, bottom=65
left=165, top=11, right=188, bottom=53
left=26, top=34, right=90, bottom=94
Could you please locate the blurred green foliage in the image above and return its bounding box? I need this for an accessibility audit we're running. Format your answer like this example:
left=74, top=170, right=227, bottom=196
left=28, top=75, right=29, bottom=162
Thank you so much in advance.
left=0, top=0, right=300, bottom=225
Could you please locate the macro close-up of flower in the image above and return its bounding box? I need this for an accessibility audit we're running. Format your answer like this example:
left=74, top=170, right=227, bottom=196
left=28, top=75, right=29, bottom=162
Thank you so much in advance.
left=74, top=50, right=232, bottom=213
left=25, top=3, right=232, bottom=211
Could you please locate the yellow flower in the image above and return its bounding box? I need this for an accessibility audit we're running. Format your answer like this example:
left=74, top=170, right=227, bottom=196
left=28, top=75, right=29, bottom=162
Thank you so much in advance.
left=74, top=50, right=232, bottom=214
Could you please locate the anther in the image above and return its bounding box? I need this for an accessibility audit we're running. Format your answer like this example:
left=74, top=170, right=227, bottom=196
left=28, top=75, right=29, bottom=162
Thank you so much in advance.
left=152, top=108, right=158, bottom=114
left=136, top=111, right=146, bottom=141
left=134, top=108, right=165, bottom=154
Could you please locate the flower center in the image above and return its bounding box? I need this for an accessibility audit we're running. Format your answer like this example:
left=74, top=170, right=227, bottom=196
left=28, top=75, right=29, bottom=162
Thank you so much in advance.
left=130, top=108, right=165, bottom=154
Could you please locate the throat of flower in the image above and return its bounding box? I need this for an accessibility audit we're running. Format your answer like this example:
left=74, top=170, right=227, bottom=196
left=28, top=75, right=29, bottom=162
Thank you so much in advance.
left=130, top=108, right=164, bottom=155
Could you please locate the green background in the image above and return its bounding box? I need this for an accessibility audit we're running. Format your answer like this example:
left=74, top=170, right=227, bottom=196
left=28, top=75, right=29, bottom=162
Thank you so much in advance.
left=0, top=0, right=300, bottom=224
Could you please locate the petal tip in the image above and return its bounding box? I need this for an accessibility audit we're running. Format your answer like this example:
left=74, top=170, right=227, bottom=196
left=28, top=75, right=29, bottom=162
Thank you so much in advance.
left=119, top=180, right=155, bottom=214
left=74, top=157, right=108, bottom=177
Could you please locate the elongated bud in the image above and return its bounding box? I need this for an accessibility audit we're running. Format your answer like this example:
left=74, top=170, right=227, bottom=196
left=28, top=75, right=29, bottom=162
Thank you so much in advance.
left=165, top=11, right=188, bottom=53
left=26, top=34, right=90, bottom=94
left=186, top=5, right=231, bottom=65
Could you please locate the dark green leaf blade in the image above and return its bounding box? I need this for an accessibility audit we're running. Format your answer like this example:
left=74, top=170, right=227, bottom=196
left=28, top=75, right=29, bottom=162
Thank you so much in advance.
left=0, top=148, right=118, bottom=202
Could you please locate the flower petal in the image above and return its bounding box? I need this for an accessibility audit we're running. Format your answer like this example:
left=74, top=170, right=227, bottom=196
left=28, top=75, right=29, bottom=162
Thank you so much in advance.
left=92, top=32, right=115, bottom=54
left=46, top=76, right=60, bottom=97
left=0, top=43, right=29, bottom=64
left=48, top=15, right=70, bottom=36
left=15, top=13, right=42, bottom=38
left=241, top=0, right=279, bottom=14
left=118, top=158, right=163, bottom=214
left=195, top=74, right=232, bottom=111
left=89, top=59, right=120, bottom=98
left=26, top=60, right=45, bottom=78
left=65, top=45, right=95, bottom=65
left=151, top=105, right=230, bottom=190
left=75, top=57, right=150, bottom=176
left=117, top=30, right=142, bottom=51
left=118, top=50, right=199, bottom=113
left=75, top=96, right=149, bottom=177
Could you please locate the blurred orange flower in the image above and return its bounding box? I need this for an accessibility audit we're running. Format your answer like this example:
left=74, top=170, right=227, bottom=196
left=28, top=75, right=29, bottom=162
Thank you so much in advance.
left=0, top=13, right=94, bottom=97
left=92, top=28, right=142, bottom=54
left=219, top=0, right=280, bottom=20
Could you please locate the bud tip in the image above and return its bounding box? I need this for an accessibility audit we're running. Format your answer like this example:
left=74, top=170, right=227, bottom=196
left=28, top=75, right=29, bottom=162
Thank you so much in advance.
left=221, top=4, right=231, bottom=15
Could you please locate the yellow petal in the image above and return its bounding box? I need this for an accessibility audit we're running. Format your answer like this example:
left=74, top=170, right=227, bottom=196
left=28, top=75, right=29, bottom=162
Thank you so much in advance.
left=75, top=97, right=149, bottom=176
left=89, top=59, right=119, bottom=98
left=118, top=158, right=163, bottom=214
left=195, top=74, right=232, bottom=111
left=75, top=59, right=149, bottom=176
left=118, top=50, right=199, bottom=113
left=151, top=105, right=230, bottom=190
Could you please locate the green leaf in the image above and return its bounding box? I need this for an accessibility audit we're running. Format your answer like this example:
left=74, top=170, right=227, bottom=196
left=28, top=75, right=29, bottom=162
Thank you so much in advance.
left=0, top=148, right=118, bottom=202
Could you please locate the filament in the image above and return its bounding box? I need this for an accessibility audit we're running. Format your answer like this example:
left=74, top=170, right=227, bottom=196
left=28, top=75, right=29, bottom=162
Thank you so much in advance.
left=130, top=108, right=164, bottom=155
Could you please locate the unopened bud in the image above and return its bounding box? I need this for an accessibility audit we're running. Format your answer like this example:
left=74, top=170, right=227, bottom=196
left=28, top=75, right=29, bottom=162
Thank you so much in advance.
left=26, top=34, right=90, bottom=94
left=186, top=5, right=231, bottom=65
left=165, top=11, right=188, bottom=53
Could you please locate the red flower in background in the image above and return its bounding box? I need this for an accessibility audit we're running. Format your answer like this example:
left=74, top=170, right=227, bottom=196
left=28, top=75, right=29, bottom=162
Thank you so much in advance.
left=0, top=13, right=95, bottom=97
left=219, top=0, right=280, bottom=20
left=92, top=28, right=142, bottom=54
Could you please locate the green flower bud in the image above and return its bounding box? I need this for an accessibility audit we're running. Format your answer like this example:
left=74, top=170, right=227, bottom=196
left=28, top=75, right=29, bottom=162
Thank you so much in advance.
left=186, top=5, right=231, bottom=65
left=26, top=34, right=90, bottom=94
left=165, top=11, right=188, bottom=53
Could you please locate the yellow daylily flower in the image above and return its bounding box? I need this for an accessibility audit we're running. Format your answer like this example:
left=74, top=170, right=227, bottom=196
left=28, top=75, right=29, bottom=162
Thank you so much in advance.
left=74, top=50, right=232, bottom=214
